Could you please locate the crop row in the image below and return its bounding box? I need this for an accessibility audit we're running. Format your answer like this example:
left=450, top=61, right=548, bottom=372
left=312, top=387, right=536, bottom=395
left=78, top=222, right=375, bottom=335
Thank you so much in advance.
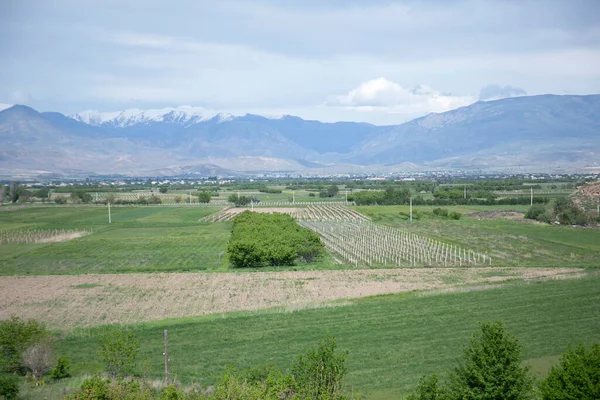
left=0, top=229, right=92, bottom=244
left=299, top=220, right=490, bottom=267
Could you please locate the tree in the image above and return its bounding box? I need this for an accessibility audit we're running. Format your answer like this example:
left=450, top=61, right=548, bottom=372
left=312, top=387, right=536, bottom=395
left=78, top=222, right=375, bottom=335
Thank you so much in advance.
left=198, top=191, right=212, bottom=203
left=0, top=316, right=49, bottom=373
left=22, top=341, right=54, bottom=383
left=98, top=329, right=140, bottom=377
left=0, top=185, right=4, bottom=205
left=9, top=182, right=19, bottom=203
left=407, top=374, right=447, bottom=400
left=159, top=186, right=168, bottom=193
left=49, top=356, right=71, bottom=380
left=448, top=321, right=532, bottom=400
left=539, top=343, right=600, bottom=400
left=228, top=193, right=250, bottom=207
left=291, top=335, right=348, bottom=399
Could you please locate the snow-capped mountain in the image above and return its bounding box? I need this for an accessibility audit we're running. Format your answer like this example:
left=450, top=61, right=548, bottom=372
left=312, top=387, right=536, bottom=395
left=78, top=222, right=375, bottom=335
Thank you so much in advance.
left=70, top=106, right=235, bottom=127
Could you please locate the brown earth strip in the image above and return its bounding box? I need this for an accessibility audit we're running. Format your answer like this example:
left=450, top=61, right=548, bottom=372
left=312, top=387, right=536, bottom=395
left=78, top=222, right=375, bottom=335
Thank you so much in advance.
left=0, top=267, right=582, bottom=330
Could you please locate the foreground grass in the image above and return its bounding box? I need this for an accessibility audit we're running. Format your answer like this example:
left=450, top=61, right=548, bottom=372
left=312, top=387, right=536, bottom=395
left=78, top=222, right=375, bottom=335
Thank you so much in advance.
left=355, top=205, right=600, bottom=267
left=54, top=274, right=600, bottom=399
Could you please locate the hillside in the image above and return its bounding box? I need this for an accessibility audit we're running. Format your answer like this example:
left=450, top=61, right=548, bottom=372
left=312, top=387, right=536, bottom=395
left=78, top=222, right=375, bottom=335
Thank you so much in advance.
left=0, top=94, right=599, bottom=176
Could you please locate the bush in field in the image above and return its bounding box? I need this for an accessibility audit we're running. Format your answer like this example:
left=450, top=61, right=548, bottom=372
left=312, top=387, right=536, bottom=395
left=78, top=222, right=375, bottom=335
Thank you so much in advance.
left=524, top=205, right=546, bottom=220
left=447, top=321, right=532, bottom=400
left=539, top=343, right=600, bottom=400
left=0, top=316, right=49, bottom=374
left=98, top=329, right=140, bottom=377
left=54, top=196, right=67, bottom=204
left=406, top=374, right=447, bottom=400
left=292, top=335, right=348, bottom=400
left=49, top=356, right=71, bottom=380
left=227, top=193, right=250, bottom=207
left=449, top=211, right=462, bottom=220
left=227, top=211, right=324, bottom=268
left=433, top=208, right=449, bottom=217
left=197, top=191, right=212, bottom=203
left=159, top=186, right=168, bottom=193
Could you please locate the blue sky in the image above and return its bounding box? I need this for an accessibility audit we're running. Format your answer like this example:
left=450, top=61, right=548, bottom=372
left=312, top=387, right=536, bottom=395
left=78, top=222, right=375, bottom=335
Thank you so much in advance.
left=1, top=0, right=599, bottom=124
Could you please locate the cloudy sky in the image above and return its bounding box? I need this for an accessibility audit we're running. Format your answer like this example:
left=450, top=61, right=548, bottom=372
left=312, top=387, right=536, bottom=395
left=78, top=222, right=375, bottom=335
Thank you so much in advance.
left=1, top=0, right=599, bottom=124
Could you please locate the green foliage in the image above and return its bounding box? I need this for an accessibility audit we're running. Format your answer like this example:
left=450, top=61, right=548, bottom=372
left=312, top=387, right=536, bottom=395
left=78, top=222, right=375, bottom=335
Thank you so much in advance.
left=158, top=385, right=186, bottom=400
left=98, top=329, right=140, bottom=377
left=406, top=374, right=447, bottom=400
left=553, top=198, right=589, bottom=225
left=228, top=193, right=250, bottom=207
left=67, top=375, right=154, bottom=400
left=159, top=186, right=168, bottom=194
left=448, top=321, right=533, bottom=400
left=0, top=316, right=49, bottom=374
left=0, top=374, right=19, bottom=400
left=449, top=211, right=461, bottom=220
left=319, top=185, right=340, bottom=198
left=432, top=208, right=449, bottom=217
left=524, top=205, right=546, bottom=220
left=54, top=196, right=68, bottom=204
left=352, top=188, right=411, bottom=205
left=291, top=335, right=348, bottom=399
left=539, top=343, right=600, bottom=400
left=258, top=186, right=283, bottom=194
left=227, top=211, right=324, bottom=268
left=49, top=356, right=71, bottom=380
left=71, top=191, right=93, bottom=204
left=197, top=191, right=212, bottom=203
left=210, top=365, right=295, bottom=400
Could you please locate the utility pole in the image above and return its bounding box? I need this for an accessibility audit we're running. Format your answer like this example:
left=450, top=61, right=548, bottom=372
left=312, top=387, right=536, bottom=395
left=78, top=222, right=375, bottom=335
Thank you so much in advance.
left=409, top=197, right=413, bottom=222
left=464, top=186, right=466, bottom=199
left=108, top=202, right=112, bottom=224
left=189, top=190, right=192, bottom=204
left=530, top=186, right=533, bottom=207
left=164, top=330, right=169, bottom=386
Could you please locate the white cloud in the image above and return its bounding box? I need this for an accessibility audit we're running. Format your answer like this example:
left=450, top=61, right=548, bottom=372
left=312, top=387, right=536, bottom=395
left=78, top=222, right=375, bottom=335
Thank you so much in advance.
left=327, top=78, right=475, bottom=116
left=479, top=84, right=527, bottom=100
left=0, top=103, right=13, bottom=112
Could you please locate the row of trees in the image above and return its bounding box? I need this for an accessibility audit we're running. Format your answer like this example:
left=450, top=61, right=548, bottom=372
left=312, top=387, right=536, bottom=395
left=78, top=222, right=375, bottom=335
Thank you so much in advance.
left=227, top=211, right=324, bottom=267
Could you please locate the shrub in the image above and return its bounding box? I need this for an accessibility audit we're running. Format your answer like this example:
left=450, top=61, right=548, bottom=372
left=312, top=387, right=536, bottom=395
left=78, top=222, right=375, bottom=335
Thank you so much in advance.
left=524, top=205, right=546, bottom=220
left=449, top=211, right=462, bottom=220
left=197, top=191, right=212, bottom=203
left=22, top=341, right=54, bottom=382
left=432, top=208, right=449, bottom=217
left=0, top=374, right=19, bottom=400
left=54, top=196, right=67, bottom=204
left=539, top=343, right=600, bottom=400
left=49, top=356, right=71, bottom=380
left=98, top=329, right=140, bottom=377
left=0, top=316, right=49, bottom=374
left=407, top=374, right=447, bottom=400
left=292, top=335, right=348, bottom=399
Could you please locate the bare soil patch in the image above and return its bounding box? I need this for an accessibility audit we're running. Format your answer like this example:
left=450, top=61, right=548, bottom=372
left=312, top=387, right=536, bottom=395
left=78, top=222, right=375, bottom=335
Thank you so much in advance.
left=467, top=210, right=536, bottom=222
left=36, top=232, right=89, bottom=243
left=0, top=267, right=582, bottom=329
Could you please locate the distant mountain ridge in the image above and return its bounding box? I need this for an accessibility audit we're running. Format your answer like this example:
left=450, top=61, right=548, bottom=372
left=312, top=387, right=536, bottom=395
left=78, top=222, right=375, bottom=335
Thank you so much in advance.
left=0, top=94, right=598, bottom=177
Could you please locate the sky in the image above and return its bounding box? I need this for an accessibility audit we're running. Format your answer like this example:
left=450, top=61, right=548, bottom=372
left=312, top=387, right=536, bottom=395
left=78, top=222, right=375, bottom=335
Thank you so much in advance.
left=1, top=0, right=599, bottom=125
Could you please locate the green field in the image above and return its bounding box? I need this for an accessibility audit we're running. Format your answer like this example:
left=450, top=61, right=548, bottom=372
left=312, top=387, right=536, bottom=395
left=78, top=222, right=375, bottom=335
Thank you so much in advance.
left=2, top=204, right=599, bottom=275
left=0, top=206, right=231, bottom=274
left=355, top=205, right=600, bottom=267
left=52, top=274, right=600, bottom=399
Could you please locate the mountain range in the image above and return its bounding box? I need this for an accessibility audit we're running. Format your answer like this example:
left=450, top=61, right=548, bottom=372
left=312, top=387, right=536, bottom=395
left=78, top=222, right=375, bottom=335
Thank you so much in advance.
left=0, top=94, right=599, bottom=178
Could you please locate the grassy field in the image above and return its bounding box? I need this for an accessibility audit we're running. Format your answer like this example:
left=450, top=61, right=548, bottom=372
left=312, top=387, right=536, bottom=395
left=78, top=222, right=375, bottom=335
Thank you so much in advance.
left=50, top=273, right=600, bottom=399
left=1, top=204, right=599, bottom=274
left=355, top=205, right=600, bottom=267
left=0, top=206, right=231, bottom=275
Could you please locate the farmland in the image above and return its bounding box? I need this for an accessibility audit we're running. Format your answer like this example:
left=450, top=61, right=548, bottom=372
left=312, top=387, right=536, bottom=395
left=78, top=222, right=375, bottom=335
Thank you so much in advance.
left=48, top=273, right=600, bottom=399
left=1, top=192, right=599, bottom=399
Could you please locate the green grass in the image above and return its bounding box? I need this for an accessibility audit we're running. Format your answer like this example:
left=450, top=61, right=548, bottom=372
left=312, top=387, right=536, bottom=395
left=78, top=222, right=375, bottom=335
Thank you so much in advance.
left=354, top=205, right=600, bottom=267
left=55, top=274, right=600, bottom=399
left=0, top=206, right=231, bottom=275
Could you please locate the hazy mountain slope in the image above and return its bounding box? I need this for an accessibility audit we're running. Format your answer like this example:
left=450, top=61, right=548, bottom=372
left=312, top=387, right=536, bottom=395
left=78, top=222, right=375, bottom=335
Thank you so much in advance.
left=351, top=95, right=600, bottom=165
left=1, top=94, right=598, bottom=176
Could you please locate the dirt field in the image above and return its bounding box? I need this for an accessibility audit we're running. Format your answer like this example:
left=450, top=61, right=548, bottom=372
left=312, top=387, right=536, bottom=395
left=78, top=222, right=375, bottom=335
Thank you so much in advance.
left=0, top=267, right=583, bottom=329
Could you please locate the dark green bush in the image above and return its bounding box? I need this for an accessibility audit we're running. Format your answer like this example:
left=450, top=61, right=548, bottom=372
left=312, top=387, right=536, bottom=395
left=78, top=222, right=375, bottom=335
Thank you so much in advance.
left=432, top=208, right=449, bottom=217
left=524, top=205, right=546, bottom=220
left=50, top=356, right=71, bottom=380
left=0, top=374, right=19, bottom=400
left=449, top=211, right=462, bottom=220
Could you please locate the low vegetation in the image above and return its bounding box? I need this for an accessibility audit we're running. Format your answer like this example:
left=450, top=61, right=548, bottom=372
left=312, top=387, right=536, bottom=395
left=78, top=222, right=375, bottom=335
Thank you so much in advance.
left=227, top=211, right=324, bottom=267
